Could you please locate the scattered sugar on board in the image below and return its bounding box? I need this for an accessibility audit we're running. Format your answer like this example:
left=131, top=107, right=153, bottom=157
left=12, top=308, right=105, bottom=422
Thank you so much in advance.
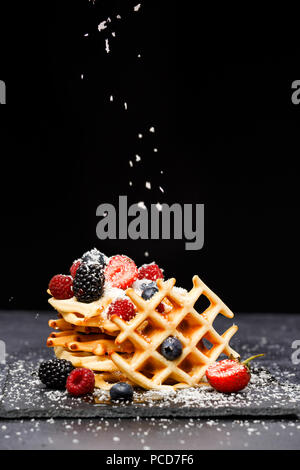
left=4, top=349, right=300, bottom=418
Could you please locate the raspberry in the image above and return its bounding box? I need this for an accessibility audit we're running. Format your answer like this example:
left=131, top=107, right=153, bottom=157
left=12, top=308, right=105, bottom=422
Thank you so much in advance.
left=49, top=274, right=73, bottom=300
left=105, top=255, right=138, bottom=289
left=107, top=298, right=136, bottom=322
left=70, top=260, right=81, bottom=278
left=73, top=262, right=105, bottom=303
left=138, top=263, right=164, bottom=282
left=66, top=368, right=95, bottom=396
left=38, top=359, right=74, bottom=389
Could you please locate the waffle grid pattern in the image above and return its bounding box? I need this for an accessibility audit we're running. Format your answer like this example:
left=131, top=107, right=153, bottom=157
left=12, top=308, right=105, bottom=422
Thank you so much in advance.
left=110, top=275, right=239, bottom=390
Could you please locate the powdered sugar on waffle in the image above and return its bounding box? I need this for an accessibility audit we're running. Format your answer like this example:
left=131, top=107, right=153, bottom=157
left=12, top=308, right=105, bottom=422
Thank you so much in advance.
left=103, top=284, right=127, bottom=300
left=173, top=286, right=188, bottom=295
left=101, top=279, right=157, bottom=318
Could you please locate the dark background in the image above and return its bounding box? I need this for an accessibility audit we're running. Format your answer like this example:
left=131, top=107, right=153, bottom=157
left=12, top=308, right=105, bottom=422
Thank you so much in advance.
left=0, top=1, right=299, bottom=313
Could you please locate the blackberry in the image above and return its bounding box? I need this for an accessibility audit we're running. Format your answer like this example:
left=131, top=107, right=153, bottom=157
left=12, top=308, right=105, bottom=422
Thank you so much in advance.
left=73, top=262, right=105, bottom=303
left=81, top=248, right=106, bottom=268
left=38, top=358, right=74, bottom=389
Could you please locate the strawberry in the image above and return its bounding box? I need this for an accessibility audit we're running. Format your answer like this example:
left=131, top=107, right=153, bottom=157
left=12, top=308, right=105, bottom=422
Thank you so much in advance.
left=107, top=298, right=136, bottom=322
left=49, top=274, right=73, bottom=300
left=205, top=354, right=264, bottom=393
left=138, top=263, right=164, bottom=281
left=70, top=260, right=81, bottom=278
left=105, top=255, right=138, bottom=289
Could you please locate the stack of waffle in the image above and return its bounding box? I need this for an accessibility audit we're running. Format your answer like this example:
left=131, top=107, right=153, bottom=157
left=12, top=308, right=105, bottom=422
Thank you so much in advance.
left=47, top=275, right=239, bottom=391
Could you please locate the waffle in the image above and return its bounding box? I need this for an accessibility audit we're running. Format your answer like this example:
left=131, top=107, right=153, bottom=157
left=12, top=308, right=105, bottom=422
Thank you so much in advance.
left=54, top=346, right=119, bottom=372
left=47, top=275, right=239, bottom=391
left=48, top=293, right=125, bottom=382
left=48, top=318, right=103, bottom=334
left=109, top=276, right=239, bottom=390
left=48, top=295, right=119, bottom=335
left=47, top=330, right=134, bottom=355
left=94, top=371, right=135, bottom=391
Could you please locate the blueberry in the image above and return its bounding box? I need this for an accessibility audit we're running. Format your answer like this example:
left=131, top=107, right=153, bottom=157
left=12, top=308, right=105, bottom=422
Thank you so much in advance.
left=141, top=284, right=158, bottom=300
left=141, top=281, right=156, bottom=289
left=110, top=382, right=134, bottom=402
left=160, top=336, right=183, bottom=360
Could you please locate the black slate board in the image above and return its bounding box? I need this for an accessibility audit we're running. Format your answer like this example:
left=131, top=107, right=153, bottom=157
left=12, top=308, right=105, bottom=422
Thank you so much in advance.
left=0, top=348, right=300, bottom=419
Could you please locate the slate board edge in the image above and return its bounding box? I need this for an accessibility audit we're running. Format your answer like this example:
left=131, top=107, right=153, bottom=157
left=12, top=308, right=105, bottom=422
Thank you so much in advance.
left=0, top=406, right=299, bottom=420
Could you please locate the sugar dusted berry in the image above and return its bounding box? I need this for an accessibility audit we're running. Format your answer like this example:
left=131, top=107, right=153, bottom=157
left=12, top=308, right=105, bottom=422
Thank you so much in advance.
left=73, top=262, right=105, bottom=303
left=105, top=255, right=138, bottom=289
left=141, top=284, right=158, bottom=300
left=49, top=274, right=73, bottom=300
left=206, top=354, right=264, bottom=393
left=107, top=298, right=136, bottom=322
left=160, top=336, right=183, bottom=360
left=66, top=368, right=95, bottom=396
left=138, top=263, right=164, bottom=282
left=38, top=358, right=74, bottom=389
left=70, top=260, right=81, bottom=278
left=82, top=248, right=106, bottom=268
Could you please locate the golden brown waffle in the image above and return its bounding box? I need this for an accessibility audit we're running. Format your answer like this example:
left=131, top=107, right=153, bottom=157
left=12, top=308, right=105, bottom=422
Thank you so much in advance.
left=47, top=330, right=133, bottom=355
left=49, top=318, right=104, bottom=334
left=94, top=371, right=135, bottom=391
left=48, top=292, right=112, bottom=318
left=58, top=311, right=119, bottom=335
left=48, top=294, right=119, bottom=335
left=54, top=346, right=119, bottom=373
left=109, top=276, right=239, bottom=390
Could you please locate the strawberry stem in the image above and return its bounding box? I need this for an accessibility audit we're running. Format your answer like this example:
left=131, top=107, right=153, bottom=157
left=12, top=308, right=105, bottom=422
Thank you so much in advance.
left=242, top=353, right=265, bottom=367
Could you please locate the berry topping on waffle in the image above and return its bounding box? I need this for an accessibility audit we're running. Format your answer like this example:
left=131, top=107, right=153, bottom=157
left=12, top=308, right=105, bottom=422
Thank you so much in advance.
left=107, top=298, right=136, bottom=322
left=141, top=283, right=158, bottom=300
left=73, top=262, right=105, bottom=303
left=46, top=249, right=240, bottom=393
left=49, top=274, right=73, bottom=300
left=82, top=248, right=107, bottom=268
left=70, top=260, right=81, bottom=278
left=138, top=263, right=164, bottom=281
left=160, top=336, right=183, bottom=360
left=105, top=255, right=138, bottom=289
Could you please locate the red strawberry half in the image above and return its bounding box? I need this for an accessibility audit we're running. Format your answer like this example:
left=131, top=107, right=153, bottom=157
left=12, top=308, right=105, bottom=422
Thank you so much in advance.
left=206, top=354, right=264, bottom=393
left=105, top=255, right=138, bottom=289
left=70, top=260, right=81, bottom=278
